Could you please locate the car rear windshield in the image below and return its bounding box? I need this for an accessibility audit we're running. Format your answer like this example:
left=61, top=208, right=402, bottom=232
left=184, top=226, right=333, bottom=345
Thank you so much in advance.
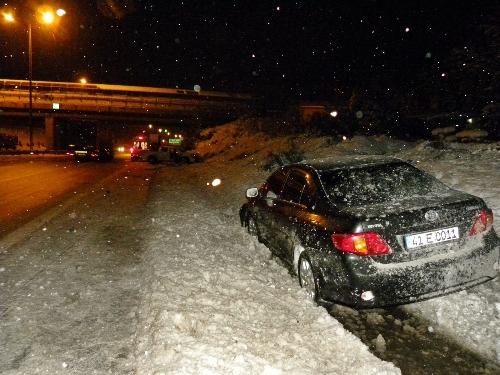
left=319, top=162, right=450, bottom=205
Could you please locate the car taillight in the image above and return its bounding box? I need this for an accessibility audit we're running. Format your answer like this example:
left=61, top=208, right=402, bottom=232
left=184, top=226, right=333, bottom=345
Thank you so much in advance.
left=331, top=232, right=391, bottom=256
left=469, top=210, right=493, bottom=236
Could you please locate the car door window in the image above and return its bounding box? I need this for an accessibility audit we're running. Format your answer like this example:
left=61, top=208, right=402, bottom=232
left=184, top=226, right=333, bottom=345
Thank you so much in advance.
left=265, top=168, right=288, bottom=199
left=301, top=175, right=318, bottom=209
left=281, top=169, right=307, bottom=204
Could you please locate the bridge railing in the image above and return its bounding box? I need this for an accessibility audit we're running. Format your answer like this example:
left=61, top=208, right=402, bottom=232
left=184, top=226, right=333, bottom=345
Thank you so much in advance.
left=0, top=79, right=251, bottom=101
left=0, top=80, right=252, bottom=116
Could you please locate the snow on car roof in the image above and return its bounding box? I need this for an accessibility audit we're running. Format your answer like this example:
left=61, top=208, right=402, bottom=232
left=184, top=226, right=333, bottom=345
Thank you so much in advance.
left=299, top=155, right=403, bottom=171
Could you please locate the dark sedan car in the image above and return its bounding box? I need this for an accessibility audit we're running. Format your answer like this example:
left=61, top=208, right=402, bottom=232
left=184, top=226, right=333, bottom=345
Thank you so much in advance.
left=74, top=144, right=114, bottom=162
left=240, top=156, right=499, bottom=308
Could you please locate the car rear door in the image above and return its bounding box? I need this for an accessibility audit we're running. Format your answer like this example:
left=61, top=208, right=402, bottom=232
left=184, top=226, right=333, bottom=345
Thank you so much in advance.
left=273, top=168, right=316, bottom=261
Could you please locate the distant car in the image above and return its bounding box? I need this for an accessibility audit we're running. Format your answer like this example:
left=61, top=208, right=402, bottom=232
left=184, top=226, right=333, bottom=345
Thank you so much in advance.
left=131, top=146, right=201, bottom=164
left=240, top=156, right=499, bottom=308
left=74, top=145, right=114, bottom=162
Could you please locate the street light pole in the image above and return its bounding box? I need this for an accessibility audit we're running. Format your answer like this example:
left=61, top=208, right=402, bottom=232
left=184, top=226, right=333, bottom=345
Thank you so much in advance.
left=3, top=7, right=65, bottom=152
left=28, top=21, right=33, bottom=152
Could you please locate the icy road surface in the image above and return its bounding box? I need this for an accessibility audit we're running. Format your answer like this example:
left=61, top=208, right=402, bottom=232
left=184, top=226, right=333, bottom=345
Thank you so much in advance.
left=0, top=159, right=156, bottom=374
left=0, top=155, right=123, bottom=237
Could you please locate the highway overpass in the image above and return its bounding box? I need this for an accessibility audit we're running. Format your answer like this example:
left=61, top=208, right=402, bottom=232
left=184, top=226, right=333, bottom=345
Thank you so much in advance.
left=0, top=79, right=253, bottom=150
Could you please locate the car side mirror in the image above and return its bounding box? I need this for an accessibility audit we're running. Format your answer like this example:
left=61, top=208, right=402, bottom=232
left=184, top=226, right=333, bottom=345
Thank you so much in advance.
left=246, top=187, right=259, bottom=198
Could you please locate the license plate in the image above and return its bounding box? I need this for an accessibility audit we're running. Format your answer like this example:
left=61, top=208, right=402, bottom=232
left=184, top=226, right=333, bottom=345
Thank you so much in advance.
left=404, top=226, right=460, bottom=250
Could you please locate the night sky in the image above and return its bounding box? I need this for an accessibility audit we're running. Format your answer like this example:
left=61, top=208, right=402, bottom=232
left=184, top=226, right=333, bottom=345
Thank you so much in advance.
left=1, top=0, right=498, bottom=100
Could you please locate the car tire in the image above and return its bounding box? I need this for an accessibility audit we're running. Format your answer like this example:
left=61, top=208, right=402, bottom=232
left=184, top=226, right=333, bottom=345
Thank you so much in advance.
left=181, top=156, right=189, bottom=164
left=247, top=215, right=258, bottom=236
left=298, top=253, right=319, bottom=301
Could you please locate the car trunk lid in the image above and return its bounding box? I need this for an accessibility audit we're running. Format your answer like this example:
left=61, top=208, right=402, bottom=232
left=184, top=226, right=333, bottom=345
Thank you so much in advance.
left=337, top=191, right=485, bottom=263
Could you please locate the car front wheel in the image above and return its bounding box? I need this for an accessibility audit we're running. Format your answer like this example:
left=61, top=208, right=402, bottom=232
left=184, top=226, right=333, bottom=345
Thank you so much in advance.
left=147, top=155, right=158, bottom=164
left=298, top=253, right=319, bottom=301
left=247, top=215, right=258, bottom=236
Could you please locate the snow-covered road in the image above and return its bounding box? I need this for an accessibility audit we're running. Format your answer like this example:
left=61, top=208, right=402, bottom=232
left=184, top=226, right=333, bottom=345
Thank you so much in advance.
left=0, top=161, right=155, bottom=374
left=0, top=155, right=122, bottom=236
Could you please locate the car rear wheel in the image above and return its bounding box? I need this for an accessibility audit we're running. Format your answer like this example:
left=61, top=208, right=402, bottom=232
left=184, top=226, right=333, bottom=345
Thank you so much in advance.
left=298, top=253, right=318, bottom=301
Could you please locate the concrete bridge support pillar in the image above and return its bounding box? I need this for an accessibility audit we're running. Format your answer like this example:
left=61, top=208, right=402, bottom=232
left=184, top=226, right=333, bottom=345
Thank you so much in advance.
left=44, top=116, right=55, bottom=151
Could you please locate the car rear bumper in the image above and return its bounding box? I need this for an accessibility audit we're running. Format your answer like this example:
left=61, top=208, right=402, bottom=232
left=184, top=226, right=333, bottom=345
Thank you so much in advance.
left=319, top=232, right=499, bottom=308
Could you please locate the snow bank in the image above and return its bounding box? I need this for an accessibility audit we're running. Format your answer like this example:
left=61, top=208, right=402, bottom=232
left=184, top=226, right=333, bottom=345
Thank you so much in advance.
left=134, top=119, right=499, bottom=371
left=194, top=120, right=500, bottom=362
left=455, top=129, right=489, bottom=140
left=133, top=158, right=399, bottom=374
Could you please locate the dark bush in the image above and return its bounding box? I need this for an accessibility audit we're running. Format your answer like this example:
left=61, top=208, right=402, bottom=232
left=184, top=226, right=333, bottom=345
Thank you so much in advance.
left=263, top=149, right=305, bottom=171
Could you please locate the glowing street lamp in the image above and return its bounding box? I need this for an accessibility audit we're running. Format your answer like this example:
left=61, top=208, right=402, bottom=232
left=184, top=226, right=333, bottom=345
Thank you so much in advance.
left=2, top=12, right=14, bottom=23
left=41, top=11, right=55, bottom=24
left=79, top=78, right=88, bottom=84
left=2, top=6, right=66, bottom=151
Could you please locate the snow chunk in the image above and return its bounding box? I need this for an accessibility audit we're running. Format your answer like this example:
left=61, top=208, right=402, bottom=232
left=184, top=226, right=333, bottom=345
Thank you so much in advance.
left=374, top=334, right=387, bottom=353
